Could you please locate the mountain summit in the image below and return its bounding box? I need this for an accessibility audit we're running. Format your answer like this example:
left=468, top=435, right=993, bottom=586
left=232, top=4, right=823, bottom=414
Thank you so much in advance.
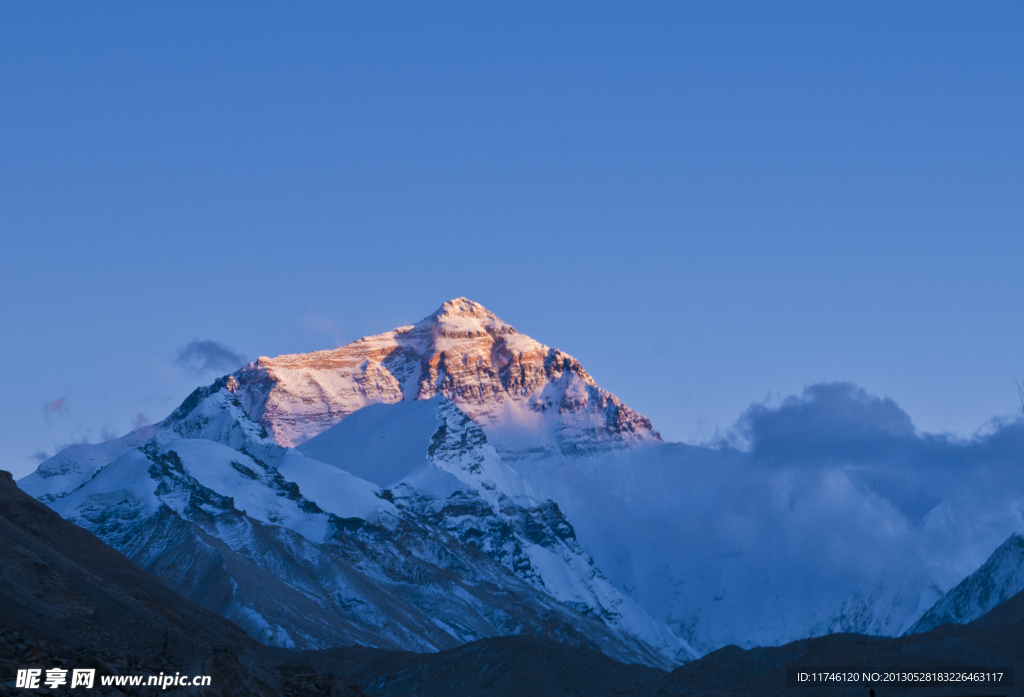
left=232, top=298, right=660, bottom=457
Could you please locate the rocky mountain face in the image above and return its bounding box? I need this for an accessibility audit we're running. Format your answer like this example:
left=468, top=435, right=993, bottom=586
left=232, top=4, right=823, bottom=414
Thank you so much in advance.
left=908, top=533, right=1024, bottom=634
left=231, top=298, right=660, bottom=458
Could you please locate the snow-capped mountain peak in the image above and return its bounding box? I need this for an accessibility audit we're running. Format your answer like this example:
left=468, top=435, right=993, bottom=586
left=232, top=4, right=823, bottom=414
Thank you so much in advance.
left=231, top=298, right=660, bottom=458
left=423, top=296, right=513, bottom=333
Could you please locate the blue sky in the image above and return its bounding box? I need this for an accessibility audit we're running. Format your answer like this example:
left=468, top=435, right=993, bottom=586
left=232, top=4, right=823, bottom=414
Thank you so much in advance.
left=2, top=2, right=1022, bottom=479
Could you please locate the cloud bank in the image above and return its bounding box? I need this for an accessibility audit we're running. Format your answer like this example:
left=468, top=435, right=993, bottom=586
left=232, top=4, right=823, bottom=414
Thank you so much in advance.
left=737, top=382, right=1024, bottom=529
left=558, top=382, right=1024, bottom=649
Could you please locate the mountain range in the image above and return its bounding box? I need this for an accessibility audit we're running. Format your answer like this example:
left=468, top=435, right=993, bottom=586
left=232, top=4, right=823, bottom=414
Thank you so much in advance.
left=17, top=298, right=1024, bottom=666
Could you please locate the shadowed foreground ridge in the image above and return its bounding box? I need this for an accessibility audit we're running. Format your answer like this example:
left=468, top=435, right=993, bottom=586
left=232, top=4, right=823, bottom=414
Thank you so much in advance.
left=0, top=470, right=292, bottom=696
left=268, top=635, right=665, bottom=696
left=309, top=591, right=1024, bottom=697
left=0, top=471, right=255, bottom=656
left=621, top=591, right=1024, bottom=697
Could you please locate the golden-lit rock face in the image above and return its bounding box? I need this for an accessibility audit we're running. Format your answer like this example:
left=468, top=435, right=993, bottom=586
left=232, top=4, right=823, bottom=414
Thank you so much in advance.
left=233, top=298, right=660, bottom=456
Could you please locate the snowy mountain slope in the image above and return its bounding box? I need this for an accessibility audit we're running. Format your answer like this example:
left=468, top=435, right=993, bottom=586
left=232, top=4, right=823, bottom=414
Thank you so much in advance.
left=17, top=429, right=156, bottom=502
left=232, top=298, right=660, bottom=458
left=299, top=397, right=695, bottom=663
left=17, top=375, right=270, bottom=502
left=296, top=398, right=445, bottom=487
left=43, top=441, right=448, bottom=651
left=908, top=533, right=1024, bottom=634
left=21, top=378, right=686, bottom=668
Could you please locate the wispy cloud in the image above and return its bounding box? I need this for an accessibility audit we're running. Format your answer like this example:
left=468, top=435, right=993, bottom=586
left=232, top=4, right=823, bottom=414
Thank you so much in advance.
left=174, top=340, right=248, bottom=376
left=43, top=397, right=68, bottom=420
left=302, top=312, right=344, bottom=347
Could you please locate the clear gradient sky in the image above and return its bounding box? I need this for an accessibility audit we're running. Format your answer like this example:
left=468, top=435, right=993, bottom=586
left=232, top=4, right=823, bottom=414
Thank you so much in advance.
left=2, top=2, right=1022, bottom=479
